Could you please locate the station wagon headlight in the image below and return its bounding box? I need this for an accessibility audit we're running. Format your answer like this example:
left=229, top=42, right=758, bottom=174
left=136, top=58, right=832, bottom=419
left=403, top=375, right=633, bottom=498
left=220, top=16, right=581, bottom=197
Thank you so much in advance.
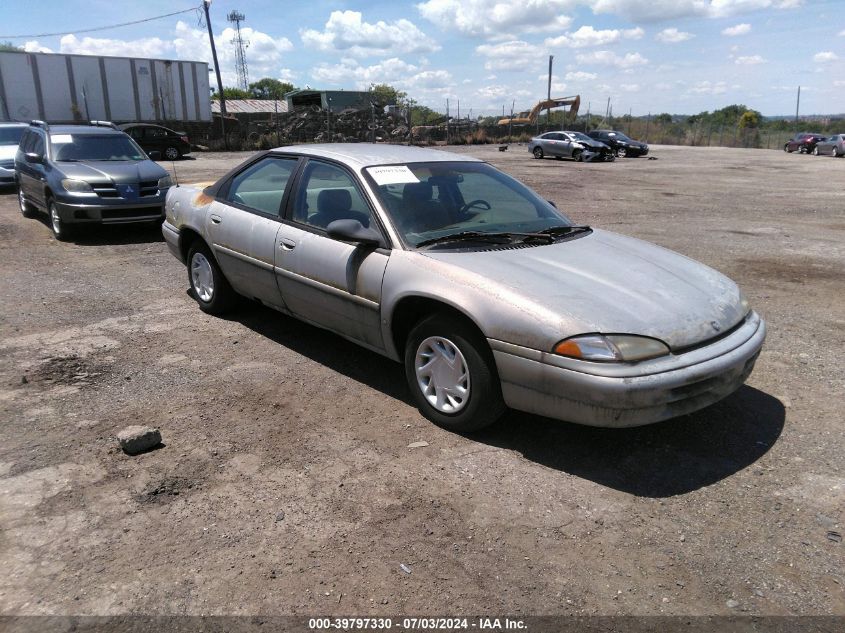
left=158, top=175, right=174, bottom=189
left=553, top=334, right=670, bottom=362
left=61, top=179, right=93, bottom=193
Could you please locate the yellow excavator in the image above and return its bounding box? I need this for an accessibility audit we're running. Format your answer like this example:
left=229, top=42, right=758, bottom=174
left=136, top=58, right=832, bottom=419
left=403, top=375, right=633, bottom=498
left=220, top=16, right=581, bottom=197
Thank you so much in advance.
left=497, top=95, right=580, bottom=126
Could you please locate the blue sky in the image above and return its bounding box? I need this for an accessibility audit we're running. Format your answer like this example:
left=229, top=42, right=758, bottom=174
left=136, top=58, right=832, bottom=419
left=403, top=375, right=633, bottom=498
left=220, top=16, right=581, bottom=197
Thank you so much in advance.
left=4, top=0, right=844, bottom=116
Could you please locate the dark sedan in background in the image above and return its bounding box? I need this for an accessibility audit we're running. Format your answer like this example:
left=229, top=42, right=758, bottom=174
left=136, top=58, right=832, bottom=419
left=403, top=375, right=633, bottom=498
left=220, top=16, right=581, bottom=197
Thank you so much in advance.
left=587, top=130, right=649, bottom=157
left=783, top=132, right=825, bottom=153
left=119, top=123, right=191, bottom=161
left=528, top=131, right=614, bottom=162
left=813, top=134, right=844, bottom=157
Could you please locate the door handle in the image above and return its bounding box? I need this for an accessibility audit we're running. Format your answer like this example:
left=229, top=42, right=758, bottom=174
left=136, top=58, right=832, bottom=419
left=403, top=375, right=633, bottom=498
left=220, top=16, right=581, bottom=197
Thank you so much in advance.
left=279, top=238, right=297, bottom=250
left=210, top=214, right=222, bottom=224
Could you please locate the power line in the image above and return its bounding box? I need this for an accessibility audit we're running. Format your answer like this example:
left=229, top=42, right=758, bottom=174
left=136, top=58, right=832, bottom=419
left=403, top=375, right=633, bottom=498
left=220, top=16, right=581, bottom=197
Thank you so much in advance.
left=0, top=6, right=202, bottom=39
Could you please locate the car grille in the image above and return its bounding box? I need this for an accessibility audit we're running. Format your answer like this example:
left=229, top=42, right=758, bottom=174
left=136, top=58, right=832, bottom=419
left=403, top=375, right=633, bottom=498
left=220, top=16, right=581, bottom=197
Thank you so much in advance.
left=101, top=207, right=163, bottom=220
left=0, top=159, right=14, bottom=169
left=91, top=181, right=160, bottom=198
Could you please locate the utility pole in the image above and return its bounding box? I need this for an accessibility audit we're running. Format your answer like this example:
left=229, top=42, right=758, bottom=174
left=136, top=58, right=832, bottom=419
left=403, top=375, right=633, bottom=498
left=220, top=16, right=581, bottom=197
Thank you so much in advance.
left=547, top=55, right=553, bottom=127
left=203, top=0, right=227, bottom=148
left=446, top=98, right=450, bottom=144
left=794, top=85, right=801, bottom=132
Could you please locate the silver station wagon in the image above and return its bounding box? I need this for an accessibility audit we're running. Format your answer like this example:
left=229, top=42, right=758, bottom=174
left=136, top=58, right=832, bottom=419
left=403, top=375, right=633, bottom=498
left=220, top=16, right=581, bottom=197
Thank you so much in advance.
left=162, top=144, right=765, bottom=431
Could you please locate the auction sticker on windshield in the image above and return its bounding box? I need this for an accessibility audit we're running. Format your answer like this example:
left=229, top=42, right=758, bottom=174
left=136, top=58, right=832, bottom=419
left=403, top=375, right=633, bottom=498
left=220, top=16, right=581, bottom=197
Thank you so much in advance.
left=51, top=135, right=73, bottom=144
left=366, top=165, right=420, bottom=186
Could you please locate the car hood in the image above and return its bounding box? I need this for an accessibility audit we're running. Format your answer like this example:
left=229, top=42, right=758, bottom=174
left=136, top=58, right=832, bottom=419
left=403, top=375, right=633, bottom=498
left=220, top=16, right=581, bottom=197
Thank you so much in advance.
left=0, top=145, right=18, bottom=161
left=422, top=229, right=746, bottom=350
left=57, top=160, right=167, bottom=183
left=576, top=139, right=608, bottom=150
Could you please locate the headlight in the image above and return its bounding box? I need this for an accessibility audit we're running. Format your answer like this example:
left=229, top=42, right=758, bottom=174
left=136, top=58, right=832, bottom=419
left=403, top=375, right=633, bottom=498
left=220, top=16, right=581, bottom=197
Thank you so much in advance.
left=572, top=142, right=584, bottom=148
left=61, top=179, right=93, bottom=193
left=553, top=334, right=670, bottom=362
left=158, top=175, right=174, bottom=189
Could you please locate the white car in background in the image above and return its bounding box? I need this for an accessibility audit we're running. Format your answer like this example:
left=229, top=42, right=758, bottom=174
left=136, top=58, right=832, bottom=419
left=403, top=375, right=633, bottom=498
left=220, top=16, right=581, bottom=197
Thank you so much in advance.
left=0, top=122, right=28, bottom=187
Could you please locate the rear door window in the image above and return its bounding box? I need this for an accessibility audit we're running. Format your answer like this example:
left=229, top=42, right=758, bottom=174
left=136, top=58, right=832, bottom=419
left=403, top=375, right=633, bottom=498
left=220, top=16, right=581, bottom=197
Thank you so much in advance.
left=225, top=157, right=298, bottom=217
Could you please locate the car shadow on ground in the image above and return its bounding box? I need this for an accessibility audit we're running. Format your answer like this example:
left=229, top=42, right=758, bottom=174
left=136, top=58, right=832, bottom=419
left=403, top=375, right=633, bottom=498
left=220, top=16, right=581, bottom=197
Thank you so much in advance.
left=34, top=215, right=165, bottom=245
left=478, top=386, right=784, bottom=497
left=231, top=301, right=784, bottom=498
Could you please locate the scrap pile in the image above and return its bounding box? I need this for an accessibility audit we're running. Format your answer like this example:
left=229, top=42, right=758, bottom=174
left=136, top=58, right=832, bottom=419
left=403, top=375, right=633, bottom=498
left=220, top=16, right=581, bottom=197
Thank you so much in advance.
left=265, top=106, right=410, bottom=143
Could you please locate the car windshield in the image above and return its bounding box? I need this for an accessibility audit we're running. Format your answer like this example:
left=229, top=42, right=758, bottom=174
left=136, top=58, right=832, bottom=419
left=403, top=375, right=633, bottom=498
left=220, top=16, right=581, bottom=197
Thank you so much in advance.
left=50, top=134, right=146, bottom=161
left=568, top=132, right=592, bottom=141
left=610, top=132, right=632, bottom=141
left=0, top=127, right=25, bottom=146
left=365, top=161, right=573, bottom=248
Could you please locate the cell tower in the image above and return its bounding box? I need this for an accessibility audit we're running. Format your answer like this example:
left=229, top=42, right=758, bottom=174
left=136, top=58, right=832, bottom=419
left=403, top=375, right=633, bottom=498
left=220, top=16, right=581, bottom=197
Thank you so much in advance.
left=227, top=10, right=250, bottom=91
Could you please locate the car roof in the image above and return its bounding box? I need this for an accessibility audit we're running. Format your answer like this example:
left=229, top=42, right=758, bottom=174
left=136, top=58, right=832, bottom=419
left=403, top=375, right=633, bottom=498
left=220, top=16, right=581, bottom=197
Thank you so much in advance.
left=46, top=125, right=126, bottom=136
left=269, top=143, right=482, bottom=170
left=117, top=123, right=170, bottom=130
left=1, top=122, right=29, bottom=127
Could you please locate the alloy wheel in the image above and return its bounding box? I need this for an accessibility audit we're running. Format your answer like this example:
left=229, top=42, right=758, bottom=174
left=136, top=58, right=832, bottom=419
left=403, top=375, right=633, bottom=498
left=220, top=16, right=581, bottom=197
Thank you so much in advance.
left=191, top=252, right=215, bottom=303
left=414, top=336, right=470, bottom=414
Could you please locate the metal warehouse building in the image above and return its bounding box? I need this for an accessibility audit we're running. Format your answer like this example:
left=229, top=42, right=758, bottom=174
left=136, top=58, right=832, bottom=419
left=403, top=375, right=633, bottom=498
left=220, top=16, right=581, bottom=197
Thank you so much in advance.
left=0, top=50, right=211, bottom=124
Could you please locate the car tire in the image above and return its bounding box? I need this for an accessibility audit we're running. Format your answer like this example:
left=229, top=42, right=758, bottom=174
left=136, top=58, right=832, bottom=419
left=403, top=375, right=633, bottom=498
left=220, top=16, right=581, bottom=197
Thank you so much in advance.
left=187, top=242, right=237, bottom=314
left=616, top=147, right=627, bottom=158
left=49, top=200, right=74, bottom=241
left=573, top=149, right=583, bottom=162
left=833, top=147, right=839, bottom=157
left=164, top=146, right=181, bottom=161
left=813, top=146, right=819, bottom=155
left=404, top=313, right=506, bottom=433
left=783, top=144, right=789, bottom=152
left=18, top=186, right=36, bottom=218
left=533, top=147, right=544, bottom=159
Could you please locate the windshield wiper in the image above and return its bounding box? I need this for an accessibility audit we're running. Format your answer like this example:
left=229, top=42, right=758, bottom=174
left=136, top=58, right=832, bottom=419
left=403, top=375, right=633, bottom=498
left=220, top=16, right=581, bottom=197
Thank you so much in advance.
left=416, top=230, right=554, bottom=249
left=537, top=225, right=592, bottom=239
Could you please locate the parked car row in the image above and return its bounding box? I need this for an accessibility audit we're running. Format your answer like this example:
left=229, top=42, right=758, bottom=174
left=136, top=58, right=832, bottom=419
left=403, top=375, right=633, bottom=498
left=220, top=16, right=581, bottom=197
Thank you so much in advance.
left=4, top=120, right=175, bottom=240
left=2, top=130, right=767, bottom=432
left=783, top=132, right=844, bottom=156
left=528, top=129, right=648, bottom=162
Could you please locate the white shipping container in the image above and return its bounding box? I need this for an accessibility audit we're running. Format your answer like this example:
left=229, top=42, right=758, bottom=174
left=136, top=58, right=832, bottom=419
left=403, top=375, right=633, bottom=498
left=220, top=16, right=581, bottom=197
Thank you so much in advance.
left=0, top=50, right=211, bottom=123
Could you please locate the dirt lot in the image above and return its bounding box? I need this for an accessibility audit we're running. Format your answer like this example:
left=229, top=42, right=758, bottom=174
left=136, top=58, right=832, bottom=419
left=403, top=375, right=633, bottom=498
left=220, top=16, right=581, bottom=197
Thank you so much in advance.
left=0, top=144, right=843, bottom=618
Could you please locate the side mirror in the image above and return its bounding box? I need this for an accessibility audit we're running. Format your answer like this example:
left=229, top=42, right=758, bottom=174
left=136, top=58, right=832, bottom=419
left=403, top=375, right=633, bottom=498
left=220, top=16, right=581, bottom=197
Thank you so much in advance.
left=148, top=150, right=161, bottom=160
left=326, top=219, right=381, bottom=246
left=24, top=152, right=43, bottom=164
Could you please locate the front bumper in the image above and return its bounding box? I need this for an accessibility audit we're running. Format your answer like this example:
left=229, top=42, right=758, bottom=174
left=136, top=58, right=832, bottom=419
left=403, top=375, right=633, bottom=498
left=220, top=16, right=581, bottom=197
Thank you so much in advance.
left=162, top=220, right=182, bottom=262
left=491, top=311, right=766, bottom=428
left=0, top=165, right=15, bottom=184
left=53, top=196, right=165, bottom=224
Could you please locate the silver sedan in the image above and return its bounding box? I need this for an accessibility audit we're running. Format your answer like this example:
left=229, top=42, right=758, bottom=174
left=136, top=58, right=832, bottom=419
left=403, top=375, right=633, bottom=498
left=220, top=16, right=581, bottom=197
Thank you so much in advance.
left=162, top=144, right=765, bottom=431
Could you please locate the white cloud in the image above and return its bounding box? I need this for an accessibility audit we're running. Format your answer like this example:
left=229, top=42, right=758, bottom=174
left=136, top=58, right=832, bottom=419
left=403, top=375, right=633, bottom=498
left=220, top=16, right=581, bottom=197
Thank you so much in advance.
left=584, top=0, right=802, bottom=22
left=839, top=29, right=845, bottom=36
left=545, top=25, right=644, bottom=48
left=575, top=50, right=648, bottom=68
left=310, top=58, right=453, bottom=97
left=300, top=11, right=439, bottom=57
left=417, top=0, right=573, bottom=38
left=834, top=80, right=845, bottom=87
left=475, top=40, right=544, bottom=71
left=23, top=40, right=53, bottom=53
left=813, top=51, right=839, bottom=63
left=655, top=28, right=694, bottom=43
left=620, top=83, right=640, bottom=92
left=565, top=70, right=598, bottom=80
left=57, top=21, right=294, bottom=87
left=722, top=23, right=752, bottom=36
left=689, top=80, right=728, bottom=94
left=735, top=54, right=765, bottom=64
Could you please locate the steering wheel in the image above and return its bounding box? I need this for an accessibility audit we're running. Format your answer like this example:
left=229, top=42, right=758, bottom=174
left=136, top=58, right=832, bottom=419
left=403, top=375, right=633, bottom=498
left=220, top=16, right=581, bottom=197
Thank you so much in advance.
left=458, top=199, right=491, bottom=215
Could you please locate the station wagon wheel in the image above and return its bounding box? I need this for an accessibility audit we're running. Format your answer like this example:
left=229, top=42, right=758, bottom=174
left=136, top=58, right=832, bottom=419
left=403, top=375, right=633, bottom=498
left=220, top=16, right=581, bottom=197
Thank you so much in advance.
left=616, top=147, right=627, bottom=158
left=404, top=314, right=505, bottom=432
left=833, top=146, right=839, bottom=157
left=49, top=200, right=73, bottom=241
left=533, top=147, right=544, bottom=159
left=187, top=242, right=236, bottom=314
left=18, top=187, right=35, bottom=218
left=573, top=149, right=583, bottom=162
left=164, top=146, right=181, bottom=161
left=813, top=146, right=819, bottom=156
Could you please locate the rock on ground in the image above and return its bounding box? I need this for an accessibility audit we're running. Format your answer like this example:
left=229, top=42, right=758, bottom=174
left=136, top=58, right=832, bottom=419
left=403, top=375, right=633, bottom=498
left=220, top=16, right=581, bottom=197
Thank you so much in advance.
left=117, top=426, right=162, bottom=455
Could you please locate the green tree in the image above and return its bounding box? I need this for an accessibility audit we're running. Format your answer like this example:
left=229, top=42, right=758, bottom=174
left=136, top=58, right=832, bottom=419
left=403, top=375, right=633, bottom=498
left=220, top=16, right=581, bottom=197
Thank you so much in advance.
left=370, top=84, right=407, bottom=108
left=0, top=41, right=22, bottom=51
left=738, top=110, right=761, bottom=128
left=653, top=113, right=673, bottom=125
left=212, top=87, right=251, bottom=100
left=248, top=78, right=296, bottom=99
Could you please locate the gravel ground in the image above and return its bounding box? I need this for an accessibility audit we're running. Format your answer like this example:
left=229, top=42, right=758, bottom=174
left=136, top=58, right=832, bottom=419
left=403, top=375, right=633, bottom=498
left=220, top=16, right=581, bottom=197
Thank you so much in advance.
left=0, top=144, right=842, bottom=617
